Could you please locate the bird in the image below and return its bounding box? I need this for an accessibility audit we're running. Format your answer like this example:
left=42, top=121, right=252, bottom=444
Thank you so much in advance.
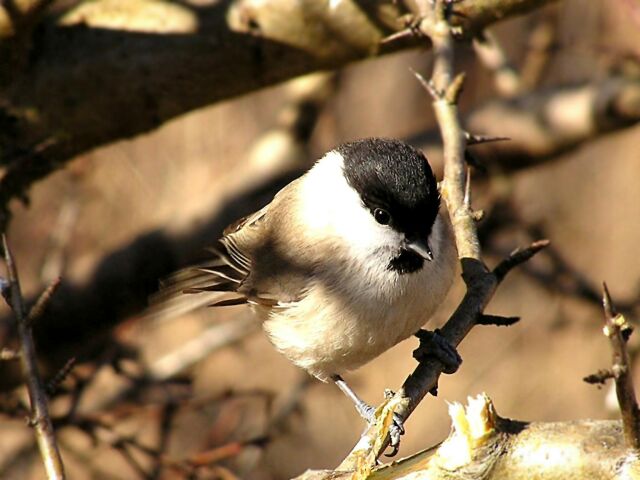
left=158, top=137, right=458, bottom=447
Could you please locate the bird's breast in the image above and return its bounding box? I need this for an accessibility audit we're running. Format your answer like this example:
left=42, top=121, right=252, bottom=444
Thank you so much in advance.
left=262, top=257, right=452, bottom=380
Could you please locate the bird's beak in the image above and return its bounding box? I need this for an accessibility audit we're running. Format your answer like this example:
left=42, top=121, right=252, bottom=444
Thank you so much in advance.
left=406, top=237, right=434, bottom=261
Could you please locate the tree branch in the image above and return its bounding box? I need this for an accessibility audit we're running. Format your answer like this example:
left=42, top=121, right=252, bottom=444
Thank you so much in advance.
left=410, top=74, right=640, bottom=174
left=298, top=395, right=640, bottom=480
left=1, top=234, right=65, bottom=479
left=584, top=283, right=640, bottom=450
left=0, top=0, right=558, bottom=227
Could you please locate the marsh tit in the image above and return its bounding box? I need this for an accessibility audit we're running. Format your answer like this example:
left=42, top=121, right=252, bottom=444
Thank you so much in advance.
left=169, top=138, right=457, bottom=441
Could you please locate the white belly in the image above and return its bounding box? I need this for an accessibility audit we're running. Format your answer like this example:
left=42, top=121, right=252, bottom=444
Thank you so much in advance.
left=262, top=241, right=456, bottom=381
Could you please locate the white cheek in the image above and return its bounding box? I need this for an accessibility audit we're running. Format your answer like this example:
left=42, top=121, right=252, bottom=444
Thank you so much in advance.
left=300, top=151, right=402, bottom=258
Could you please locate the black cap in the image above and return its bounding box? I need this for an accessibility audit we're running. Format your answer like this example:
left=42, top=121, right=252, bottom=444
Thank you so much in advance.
left=338, top=138, right=440, bottom=242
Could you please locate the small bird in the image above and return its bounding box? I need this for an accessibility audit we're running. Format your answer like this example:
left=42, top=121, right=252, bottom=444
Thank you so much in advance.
left=163, top=138, right=457, bottom=446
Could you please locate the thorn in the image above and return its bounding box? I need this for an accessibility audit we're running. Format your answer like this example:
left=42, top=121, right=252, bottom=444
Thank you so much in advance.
left=493, top=239, right=550, bottom=282
left=26, top=277, right=61, bottom=327
left=410, top=68, right=441, bottom=99
left=465, top=132, right=511, bottom=146
left=463, top=166, right=471, bottom=208
left=602, top=282, right=616, bottom=319
left=381, top=28, right=414, bottom=45
left=381, top=21, right=424, bottom=45
left=46, top=357, right=76, bottom=396
left=583, top=369, right=615, bottom=385
left=445, top=72, right=466, bottom=103
left=477, top=314, right=520, bottom=326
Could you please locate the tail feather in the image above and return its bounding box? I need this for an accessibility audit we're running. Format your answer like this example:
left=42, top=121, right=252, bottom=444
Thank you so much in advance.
left=145, top=239, right=251, bottom=324
left=207, top=297, right=249, bottom=308
left=183, top=280, right=238, bottom=294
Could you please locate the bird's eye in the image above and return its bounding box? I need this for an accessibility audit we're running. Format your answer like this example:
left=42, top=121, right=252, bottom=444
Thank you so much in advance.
left=373, top=208, right=391, bottom=225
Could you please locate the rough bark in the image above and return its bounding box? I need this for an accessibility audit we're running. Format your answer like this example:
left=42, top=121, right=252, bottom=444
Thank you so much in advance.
left=296, top=395, right=640, bottom=480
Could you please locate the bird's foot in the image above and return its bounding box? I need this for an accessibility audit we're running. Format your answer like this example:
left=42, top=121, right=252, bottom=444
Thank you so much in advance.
left=355, top=401, right=405, bottom=457
left=332, top=374, right=405, bottom=456
left=414, top=328, right=462, bottom=374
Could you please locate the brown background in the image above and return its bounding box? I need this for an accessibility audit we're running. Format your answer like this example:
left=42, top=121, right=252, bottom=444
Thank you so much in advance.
left=1, top=0, right=639, bottom=478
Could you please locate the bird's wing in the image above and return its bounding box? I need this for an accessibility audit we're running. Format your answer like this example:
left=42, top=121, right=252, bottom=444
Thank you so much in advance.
left=181, top=204, right=270, bottom=307
left=148, top=178, right=307, bottom=320
left=149, top=204, right=269, bottom=314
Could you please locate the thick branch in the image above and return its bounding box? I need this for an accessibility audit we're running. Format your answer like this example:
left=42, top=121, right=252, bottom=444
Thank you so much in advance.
left=298, top=395, right=640, bottom=480
left=0, top=0, right=557, bottom=226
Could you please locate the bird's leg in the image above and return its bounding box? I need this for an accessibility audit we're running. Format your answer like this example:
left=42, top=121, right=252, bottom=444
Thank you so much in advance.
left=413, top=328, right=462, bottom=374
left=331, top=374, right=376, bottom=419
left=331, top=374, right=405, bottom=455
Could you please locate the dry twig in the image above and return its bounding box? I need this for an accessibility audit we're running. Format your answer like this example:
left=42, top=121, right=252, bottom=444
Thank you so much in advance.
left=585, top=283, right=640, bottom=449
left=1, top=234, right=65, bottom=479
left=473, top=29, right=523, bottom=97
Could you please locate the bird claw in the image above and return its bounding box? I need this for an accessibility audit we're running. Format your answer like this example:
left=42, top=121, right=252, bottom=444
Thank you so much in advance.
left=414, top=328, right=462, bottom=374
left=357, top=403, right=405, bottom=457
left=385, top=414, right=405, bottom=457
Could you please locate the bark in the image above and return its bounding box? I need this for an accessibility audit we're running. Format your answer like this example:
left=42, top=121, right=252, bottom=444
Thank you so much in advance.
left=296, top=395, right=640, bottom=480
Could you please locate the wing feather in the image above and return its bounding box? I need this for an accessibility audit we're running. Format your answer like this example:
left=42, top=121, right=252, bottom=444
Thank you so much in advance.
left=146, top=180, right=306, bottom=323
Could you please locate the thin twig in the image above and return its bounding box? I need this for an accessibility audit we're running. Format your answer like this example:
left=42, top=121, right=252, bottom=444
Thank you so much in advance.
left=601, top=283, right=640, bottom=449
left=1, top=234, right=65, bottom=479
left=46, top=357, right=77, bottom=396
left=494, top=240, right=551, bottom=282
left=472, top=29, right=522, bottom=97
left=147, top=317, right=258, bottom=380
left=520, top=20, right=556, bottom=90
left=26, top=276, right=61, bottom=326
left=0, top=347, right=20, bottom=360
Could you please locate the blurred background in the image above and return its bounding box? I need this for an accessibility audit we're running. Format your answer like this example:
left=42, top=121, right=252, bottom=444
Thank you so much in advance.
left=1, top=0, right=640, bottom=478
